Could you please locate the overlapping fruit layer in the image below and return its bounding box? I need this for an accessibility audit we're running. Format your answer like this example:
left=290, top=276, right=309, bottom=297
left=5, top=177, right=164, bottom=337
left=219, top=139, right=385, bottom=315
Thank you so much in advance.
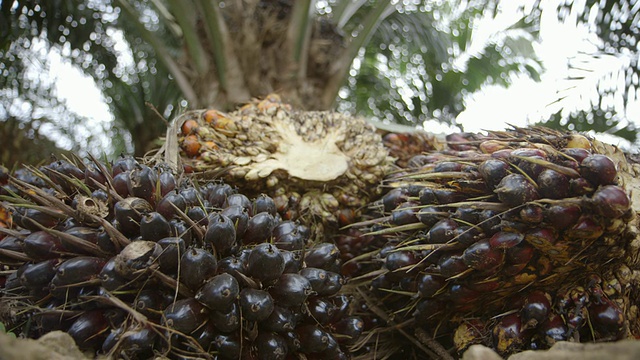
left=0, top=156, right=362, bottom=359
left=338, top=127, right=640, bottom=357
left=173, top=95, right=394, bottom=239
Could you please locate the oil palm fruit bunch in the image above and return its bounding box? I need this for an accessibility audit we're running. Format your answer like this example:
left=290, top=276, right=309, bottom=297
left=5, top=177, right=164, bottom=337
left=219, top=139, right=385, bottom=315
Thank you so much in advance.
left=340, top=127, right=640, bottom=358
left=381, top=130, right=440, bottom=168
left=168, top=94, right=394, bottom=239
left=0, top=155, right=363, bottom=359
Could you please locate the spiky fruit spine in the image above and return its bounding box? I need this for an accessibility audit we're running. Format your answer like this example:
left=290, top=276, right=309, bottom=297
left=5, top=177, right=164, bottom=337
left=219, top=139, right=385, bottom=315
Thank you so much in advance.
left=167, top=94, right=394, bottom=239
left=341, top=127, right=640, bottom=358
left=0, top=155, right=361, bottom=359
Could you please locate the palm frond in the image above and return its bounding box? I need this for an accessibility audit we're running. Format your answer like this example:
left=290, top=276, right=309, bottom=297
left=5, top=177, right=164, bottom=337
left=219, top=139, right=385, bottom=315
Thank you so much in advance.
left=115, top=0, right=198, bottom=105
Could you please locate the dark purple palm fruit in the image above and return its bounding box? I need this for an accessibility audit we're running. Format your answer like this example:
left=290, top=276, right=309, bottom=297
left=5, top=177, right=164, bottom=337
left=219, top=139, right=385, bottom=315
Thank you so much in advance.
left=84, top=162, right=107, bottom=190
left=253, top=194, right=277, bottom=216
left=168, top=218, right=193, bottom=247
left=590, top=185, right=631, bottom=218
left=3, top=265, right=26, bottom=294
left=518, top=204, right=544, bottom=224
left=261, top=306, right=297, bottom=333
left=448, top=284, right=481, bottom=310
left=478, top=159, right=510, bottom=190
left=425, top=218, right=458, bottom=244
left=133, top=289, right=165, bottom=320
left=209, top=302, right=241, bottom=333
left=255, top=331, right=289, bottom=360
left=225, top=193, right=253, bottom=216
left=494, top=174, right=539, bottom=206
left=299, top=267, right=343, bottom=296
left=239, top=288, right=275, bottom=322
left=180, top=247, right=217, bottom=291
left=384, top=250, right=419, bottom=276
left=14, top=207, right=62, bottom=231
left=220, top=205, right=249, bottom=239
left=100, top=257, right=129, bottom=291
left=127, top=164, right=158, bottom=206
left=281, top=249, right=302, bottom=273
left=304, top=243, right=341, bottom=272
left=451, top=225, right=483, bottom=247
left=204, top=213, right=237, bottom=256
left=537, top=313, right=568, bottom=347
left=57, top=227, right=100, bottom=257
left=67, top=310, right=113, bottom=351
left=207, top=183, right=235, bottom=208
left=566, top=215, right=604, bottom=239
left=186, top=206, right=208, bottom=226
left=477, top=209, right=502, bottom=235
left=273, top=221, right=308, bottom=251
left=537, top=169, right=570, bottom=199
left=115, top=325, right=158, bottom=359
left=296, top=324, right=331, bottom=354
left=213, top=333, right=242, bottom=360
left=20, top=258, right=63, bottom=295
left=518, top=155, right=547, bottom=180
left=382, top=188, right=409, bottom=212
left=22, top=231, right=66, bottom=260
left=543, top=203, right=581, bottom=230
left=111, top=155, right=138, bottom=176
left=330, top=316, right=364, bottom=345
left=504, top=242, right=535, bottom=275
left=390, top=200, right=419, bottom=226
left=433, top=161, right=464, bottom=172
left=0, top=236, right=25, bottom=265
left=195, top=273, right=239, bottom=311
left=140, top=212, right=171, bottom=241
left=569, top=176, right=594, bottom=196
left=580, top=154, right=617, bottom=186
left=244, top=212, right=277, bottom=245
left=589, top=298, right=625, bottom=339
left=191, top=321, right=220, bottom=353
left=417, top=206, right=447, bottom=227
left=158, top=169, right=177, bottom=197
left=489, top=231, right=524, bottom=249
left=417, top=274, right=447, bottom=298
left=49, top=256, right=106, bottom=299
left=155, top=191, right=187, bottom=220
left=306, top=297, right=337, bottom=326
left=462, top=238, right=505, bottom=272
left=156, top=237, right=186, bottom=274
left=269, top=273, right=313, bottom=307
left=162, top=298, right=208, bottom=334
left=520, top=290, right=552, bottom=329
left=180, top=186, right=203, bottom=207
left=114, top=197, right=153, bottom=237
left=247, top=243, right=285, bottom=283
left=217, top=254, right=248, bottom=281
left=112, top=172, right=131, bottom=198
left=44, top=159, right=85, bottom=193
left=562, top=147, right=590, bottom=163
left=438, top=253, right=469, bottom=279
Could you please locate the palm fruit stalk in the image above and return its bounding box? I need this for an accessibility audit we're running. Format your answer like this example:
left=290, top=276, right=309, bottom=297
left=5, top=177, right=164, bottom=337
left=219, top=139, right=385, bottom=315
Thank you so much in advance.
left=163, top=94, right=394, bottom=240
left=0, top=155, right=363, bottom=359
left=339, top=127, right=640, bottom=358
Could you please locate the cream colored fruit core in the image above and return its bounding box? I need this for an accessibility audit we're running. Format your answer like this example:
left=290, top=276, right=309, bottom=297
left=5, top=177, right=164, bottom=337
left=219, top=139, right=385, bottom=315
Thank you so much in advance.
left=243, top=121, right=350, bottom=181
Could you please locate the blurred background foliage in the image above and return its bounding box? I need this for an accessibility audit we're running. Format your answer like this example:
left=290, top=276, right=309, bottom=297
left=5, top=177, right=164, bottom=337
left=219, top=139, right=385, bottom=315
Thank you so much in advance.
left=0, top=0, right=638, bottom=166
left=533, top=0, right=640, bottom=142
